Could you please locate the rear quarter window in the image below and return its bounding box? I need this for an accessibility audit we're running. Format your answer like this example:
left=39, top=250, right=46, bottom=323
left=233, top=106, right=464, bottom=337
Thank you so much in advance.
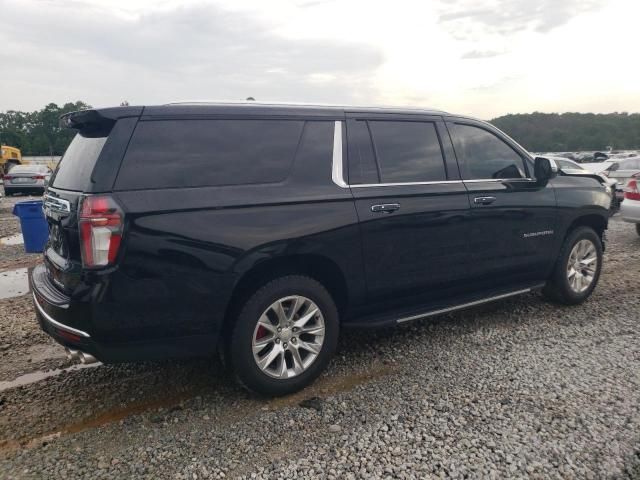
left=115, top=119, right=304, bottom=190
left=51, top=133, right=108, bottom=191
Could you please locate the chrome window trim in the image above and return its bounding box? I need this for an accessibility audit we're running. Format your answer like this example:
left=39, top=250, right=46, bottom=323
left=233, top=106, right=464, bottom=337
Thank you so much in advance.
left=351, top=180, right=464, bottom=188
left=33, top=293, right=91, bottom=338
left=329, top=120, right=535, bottom=189
left=331, top=121, right=349, bottom=188
left=396, top=287, right=534, bottom=324
left=463, top=178, right=535, bottom=183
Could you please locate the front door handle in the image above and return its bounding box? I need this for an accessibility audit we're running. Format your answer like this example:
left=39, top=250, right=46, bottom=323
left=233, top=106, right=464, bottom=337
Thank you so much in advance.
left=473, top=196, right=496, bottom=205
left=371, top=203, right=400, bottom=213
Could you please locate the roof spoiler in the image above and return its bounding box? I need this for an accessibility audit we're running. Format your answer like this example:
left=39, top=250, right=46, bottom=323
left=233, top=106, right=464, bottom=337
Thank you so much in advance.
left=59, top=106, right=144, bottom=131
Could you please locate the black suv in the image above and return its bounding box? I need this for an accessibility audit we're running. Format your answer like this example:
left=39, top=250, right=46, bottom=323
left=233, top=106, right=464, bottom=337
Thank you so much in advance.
left=31, top=103, right=611, bottom=395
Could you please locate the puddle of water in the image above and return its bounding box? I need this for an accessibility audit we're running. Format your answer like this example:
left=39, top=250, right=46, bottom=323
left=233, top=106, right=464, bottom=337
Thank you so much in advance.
left=0, top=363, right=101, bottom=393
left=0, top=234, right=23, bottom=246
left=0, top=267, right=29, bottom=300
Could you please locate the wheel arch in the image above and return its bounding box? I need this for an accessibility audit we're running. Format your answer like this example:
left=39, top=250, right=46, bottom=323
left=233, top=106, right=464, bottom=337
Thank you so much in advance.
left=565, top=213, right=608, bottom=250
left=221, top=254, right=349, bottom=339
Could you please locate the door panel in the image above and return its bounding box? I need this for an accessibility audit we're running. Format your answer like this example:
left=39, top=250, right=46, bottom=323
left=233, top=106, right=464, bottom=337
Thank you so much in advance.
left=464, top=179, right=558, bottom=288
left=352, top=183, right=471, bottom=308
left=346, top=113, right=472, bottom=315
left=446, top=119, right=558, bottom=290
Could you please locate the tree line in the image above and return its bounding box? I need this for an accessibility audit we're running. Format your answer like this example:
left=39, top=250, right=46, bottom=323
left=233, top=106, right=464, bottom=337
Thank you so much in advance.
left=0, top=101, right=91, bottom=156
left=491, top=112, right=640, bottom=152
left=1, top=103, right=639, bottom=155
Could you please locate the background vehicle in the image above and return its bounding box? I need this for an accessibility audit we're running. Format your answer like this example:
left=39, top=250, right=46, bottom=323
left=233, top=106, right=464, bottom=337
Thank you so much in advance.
left=620, top=174, right=640, bottom=236
left=31, top=103, right=611, bottom=395
left=2, top=164, right=52, bottom=196
left=603, top=158, right=640, bottom=199
left=1, top=145, right=24, bottom=174
left=553, top=157, right=620, bottom=209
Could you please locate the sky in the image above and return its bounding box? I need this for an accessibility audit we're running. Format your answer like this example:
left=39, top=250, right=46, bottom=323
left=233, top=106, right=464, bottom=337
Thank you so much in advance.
left=1, top=0, right=638, bottom=119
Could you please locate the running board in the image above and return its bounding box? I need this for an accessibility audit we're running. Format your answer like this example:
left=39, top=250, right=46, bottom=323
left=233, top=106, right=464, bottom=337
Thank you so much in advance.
left=396, top=287, right=536, bottom=324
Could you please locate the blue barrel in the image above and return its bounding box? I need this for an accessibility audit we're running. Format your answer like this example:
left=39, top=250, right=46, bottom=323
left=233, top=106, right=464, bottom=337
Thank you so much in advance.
left=12, top=200, right=49, bottom=253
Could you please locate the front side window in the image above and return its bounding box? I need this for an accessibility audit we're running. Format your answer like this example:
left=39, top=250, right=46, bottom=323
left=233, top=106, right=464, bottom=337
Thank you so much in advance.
left=451, top=124, right=527, bottom=180
left=367, top=121, right=446, bottom=183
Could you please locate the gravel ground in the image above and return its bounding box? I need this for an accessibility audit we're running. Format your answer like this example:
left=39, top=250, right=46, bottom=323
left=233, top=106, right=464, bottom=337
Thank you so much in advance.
left=0, top=211, right=639, bottom=479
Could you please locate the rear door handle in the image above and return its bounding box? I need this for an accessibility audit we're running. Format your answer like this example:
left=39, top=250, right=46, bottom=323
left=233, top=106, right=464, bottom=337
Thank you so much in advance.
left=473, top=196, right=496, bottom=205
left=371, top=203, right=400, bottom=213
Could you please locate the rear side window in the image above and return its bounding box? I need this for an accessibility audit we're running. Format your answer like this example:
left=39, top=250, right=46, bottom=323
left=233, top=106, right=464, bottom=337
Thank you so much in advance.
left=116, top=119, right=304, bottom=190
left=51, top=133, right=108, bottom=191
left=451, top=124, right=527, bottom=180
left=368, top=121, right=446, bottom=183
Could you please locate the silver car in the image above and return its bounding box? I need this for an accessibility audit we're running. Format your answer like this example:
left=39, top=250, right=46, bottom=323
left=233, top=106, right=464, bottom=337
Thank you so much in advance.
left=2, top=164, right=52, bottom=196
left=604, top=158, right=640, bottom=196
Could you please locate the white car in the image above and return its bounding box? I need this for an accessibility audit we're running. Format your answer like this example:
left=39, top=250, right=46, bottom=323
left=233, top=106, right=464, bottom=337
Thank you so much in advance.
left=620, top=175, right=640, bottom=236
left=552, top=157, right=620, bottom=206
left=603, top=158, right=640, bottom=196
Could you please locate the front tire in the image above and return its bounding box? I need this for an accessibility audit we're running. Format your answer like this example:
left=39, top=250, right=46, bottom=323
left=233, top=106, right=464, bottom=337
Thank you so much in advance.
left=543, top=226, right=603, bottom=305
left=227, top=275, right=339, bottom=396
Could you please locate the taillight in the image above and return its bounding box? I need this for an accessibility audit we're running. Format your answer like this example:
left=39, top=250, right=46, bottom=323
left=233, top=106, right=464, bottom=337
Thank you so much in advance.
left=3, top=175, right=12, bottom=180
left=32, top=175, right=45, bottom=180
left=79, top=195, right=124, bottom=268
left=624, top=177, right=640, bottom=201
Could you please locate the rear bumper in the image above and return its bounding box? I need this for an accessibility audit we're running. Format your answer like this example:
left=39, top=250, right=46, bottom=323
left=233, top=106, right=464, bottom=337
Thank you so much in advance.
left=30, top=263, right=217, bottom=362
left=4, top=185, right=45, bottom=194
left=620, top=199, right=640, bottom=223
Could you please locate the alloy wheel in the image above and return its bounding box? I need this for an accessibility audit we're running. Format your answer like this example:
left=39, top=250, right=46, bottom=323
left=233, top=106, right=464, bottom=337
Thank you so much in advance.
left=566, top=239, right=598, bottom=293
left=251, top=295, right=325, bottom=379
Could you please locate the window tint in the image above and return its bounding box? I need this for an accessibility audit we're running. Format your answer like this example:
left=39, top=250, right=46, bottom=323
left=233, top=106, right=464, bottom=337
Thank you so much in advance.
left=116, top=120, right=304, bottom=190
left=451, top=124, right=527, bottom=180
left=293, top=121, right=334, bottom=184
left=368, top=121, right=446, bottom=183
left=347, top=120, right=379, bottom=184
left=52, top=133, right=108, bottom=191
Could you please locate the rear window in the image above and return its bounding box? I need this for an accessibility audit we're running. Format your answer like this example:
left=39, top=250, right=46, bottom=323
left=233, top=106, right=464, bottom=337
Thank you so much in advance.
left=51, top=133, right=108, bottom=191
left=115, top=119, right=304, bottom=190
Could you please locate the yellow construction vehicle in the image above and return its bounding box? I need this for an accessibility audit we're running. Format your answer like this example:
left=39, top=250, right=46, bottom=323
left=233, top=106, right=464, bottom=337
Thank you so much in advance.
left=1, top=145, right=24, bottom=174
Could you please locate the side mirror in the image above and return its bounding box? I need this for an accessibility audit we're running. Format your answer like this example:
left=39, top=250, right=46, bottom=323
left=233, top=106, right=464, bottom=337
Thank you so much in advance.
left=534, top=157, right=556, bottom=185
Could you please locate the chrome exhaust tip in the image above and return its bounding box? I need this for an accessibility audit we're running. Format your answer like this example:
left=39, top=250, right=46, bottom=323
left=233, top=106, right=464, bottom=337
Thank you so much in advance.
left=65, top=348, right=79, bottom=361
left=78, top=352, right=98, bottom=364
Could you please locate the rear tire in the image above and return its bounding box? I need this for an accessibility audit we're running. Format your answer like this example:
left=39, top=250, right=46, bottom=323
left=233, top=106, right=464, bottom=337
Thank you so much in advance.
left=543, top=227, right=603, bottom=305
left=227, top=275, right=339, bottom=396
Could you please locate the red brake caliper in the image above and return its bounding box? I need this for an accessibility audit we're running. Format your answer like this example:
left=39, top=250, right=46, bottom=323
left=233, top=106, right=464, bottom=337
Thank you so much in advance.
left=256, top=325, right=268, bottom=340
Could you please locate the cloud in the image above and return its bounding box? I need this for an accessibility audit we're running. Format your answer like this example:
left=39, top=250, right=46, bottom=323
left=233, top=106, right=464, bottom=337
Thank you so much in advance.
left=461, top=49, right=505, bottom=59
left=439, top=0, right=606, bottom=36
left=0, top=0, right=383, bottom=109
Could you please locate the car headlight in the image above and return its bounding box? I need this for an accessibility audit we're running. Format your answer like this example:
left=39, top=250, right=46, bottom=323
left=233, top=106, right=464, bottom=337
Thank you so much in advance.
left=604, top=184, right=612, bottom=196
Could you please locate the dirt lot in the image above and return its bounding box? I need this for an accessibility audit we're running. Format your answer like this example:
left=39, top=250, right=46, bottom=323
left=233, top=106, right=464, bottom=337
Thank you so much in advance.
left=0, top=193, right=639, bottom=479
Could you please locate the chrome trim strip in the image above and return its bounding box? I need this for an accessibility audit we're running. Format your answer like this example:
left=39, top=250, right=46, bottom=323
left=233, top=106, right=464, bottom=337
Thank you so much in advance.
left=463, top=178, right=535, bottom=183
left=33, top=293, right=91, bottom=338
left=43, top=193, right=71, bottom=214
left=396, top=288, right=531, bottom=324
left=332, top=121, right=348, bottom=188
left=352, top=180, right=463, bottom=188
